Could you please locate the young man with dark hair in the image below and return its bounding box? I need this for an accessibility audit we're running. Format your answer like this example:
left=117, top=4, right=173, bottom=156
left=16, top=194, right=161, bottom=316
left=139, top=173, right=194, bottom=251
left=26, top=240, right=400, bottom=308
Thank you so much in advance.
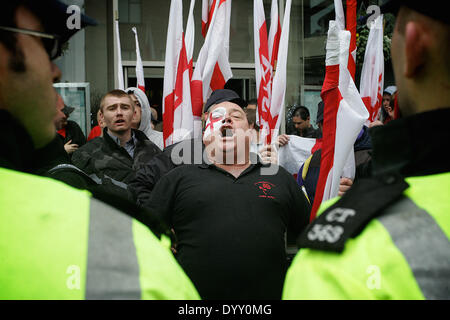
left=291, top=106, right=321, bottom=138
left=72, top=89, right=162, bottom=195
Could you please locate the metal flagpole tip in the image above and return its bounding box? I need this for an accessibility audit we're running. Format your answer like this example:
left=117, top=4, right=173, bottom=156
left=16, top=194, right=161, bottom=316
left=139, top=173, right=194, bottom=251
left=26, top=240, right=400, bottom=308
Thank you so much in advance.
left=132, top=27, right=137, bottom=34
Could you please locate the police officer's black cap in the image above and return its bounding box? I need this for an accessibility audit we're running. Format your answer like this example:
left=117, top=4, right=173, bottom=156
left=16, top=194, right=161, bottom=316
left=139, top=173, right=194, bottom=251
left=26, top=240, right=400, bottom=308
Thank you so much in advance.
left=359, top=0, right=450, bottom=26
left=11, top=0, right=97, bottom=44
left=204, top=89, right=247, bottom=113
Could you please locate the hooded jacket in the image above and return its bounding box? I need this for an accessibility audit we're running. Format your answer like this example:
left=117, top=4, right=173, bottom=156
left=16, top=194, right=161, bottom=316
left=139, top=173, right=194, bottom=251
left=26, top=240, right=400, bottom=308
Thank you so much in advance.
left=126, top=87, right=164, bottom=150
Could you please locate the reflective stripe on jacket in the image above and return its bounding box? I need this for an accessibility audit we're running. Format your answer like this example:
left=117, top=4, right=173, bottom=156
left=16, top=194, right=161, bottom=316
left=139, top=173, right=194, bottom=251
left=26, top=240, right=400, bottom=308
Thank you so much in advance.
left=0, top=167, right=200, bottom=300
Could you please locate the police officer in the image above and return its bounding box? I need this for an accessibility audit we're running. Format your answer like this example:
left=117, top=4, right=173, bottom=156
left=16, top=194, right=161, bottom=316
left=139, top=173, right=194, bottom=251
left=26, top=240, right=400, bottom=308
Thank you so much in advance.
left=283, top=0, right=450, bottom=299
left=0, top=0, right=199, bottom=299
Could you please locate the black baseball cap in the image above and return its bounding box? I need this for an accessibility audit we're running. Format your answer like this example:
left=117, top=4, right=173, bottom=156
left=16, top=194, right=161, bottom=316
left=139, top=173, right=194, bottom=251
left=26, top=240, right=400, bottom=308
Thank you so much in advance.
left=204, top=89, right=247, bottom=113
left=62, top=105, right=75, bottom=117
left=359, top=0, right=450, bottom=25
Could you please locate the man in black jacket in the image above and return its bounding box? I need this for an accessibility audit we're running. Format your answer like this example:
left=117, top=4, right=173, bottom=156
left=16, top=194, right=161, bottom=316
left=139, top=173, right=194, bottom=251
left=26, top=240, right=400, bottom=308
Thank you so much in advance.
left=129, top=137, right=204, bottom=205
left=72, top=90, right=161, bottom=195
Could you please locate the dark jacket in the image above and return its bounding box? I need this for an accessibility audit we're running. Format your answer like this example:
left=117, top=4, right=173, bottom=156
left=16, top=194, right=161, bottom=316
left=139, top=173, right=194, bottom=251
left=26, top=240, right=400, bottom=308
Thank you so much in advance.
left=129, top=138, right=204, bottom=205
left=33, top=135, right=71, bottom=175
left=72, top=128, right=162, bottom=195
left=58, top=120, right=86, bottom=146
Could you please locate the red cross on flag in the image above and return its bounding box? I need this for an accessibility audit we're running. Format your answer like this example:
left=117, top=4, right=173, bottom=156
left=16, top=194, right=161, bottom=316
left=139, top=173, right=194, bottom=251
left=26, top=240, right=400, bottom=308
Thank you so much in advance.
left=163, top=0, right=194, bottom=147
left=268, top=0, right=281, bottom=72
left=201, top=0, right=216, bottom=38
left=310, top=20, right=369, bottom=221
left=132, top=27, right=145, bottom=93
left=254, top=0, right=292, bottom=145
left=191, top=0, right=232, bottom=136
left=360, top=14, right=384, bottom=123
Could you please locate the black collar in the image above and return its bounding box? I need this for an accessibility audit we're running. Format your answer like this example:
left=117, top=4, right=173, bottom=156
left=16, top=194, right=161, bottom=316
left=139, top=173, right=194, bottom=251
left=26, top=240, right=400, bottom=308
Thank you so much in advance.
left=198, top=152, right=269, bottom=169
left=369, top=107, right=450, bottom=178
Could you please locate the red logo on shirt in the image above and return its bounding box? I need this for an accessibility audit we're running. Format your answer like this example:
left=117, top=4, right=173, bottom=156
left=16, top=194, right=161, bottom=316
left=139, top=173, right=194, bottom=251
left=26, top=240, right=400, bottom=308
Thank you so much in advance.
left=254, top=181, right=276, bottom=199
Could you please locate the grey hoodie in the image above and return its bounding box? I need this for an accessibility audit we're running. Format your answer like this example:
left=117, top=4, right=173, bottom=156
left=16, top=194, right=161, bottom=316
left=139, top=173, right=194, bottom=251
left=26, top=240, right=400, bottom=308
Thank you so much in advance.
left=126, top=87, right=164, bottom=150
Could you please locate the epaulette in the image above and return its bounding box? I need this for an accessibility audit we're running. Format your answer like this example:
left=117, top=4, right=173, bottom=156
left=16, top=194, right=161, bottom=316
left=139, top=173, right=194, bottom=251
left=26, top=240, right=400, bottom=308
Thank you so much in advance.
left=297, top=173, right=409, bottom=253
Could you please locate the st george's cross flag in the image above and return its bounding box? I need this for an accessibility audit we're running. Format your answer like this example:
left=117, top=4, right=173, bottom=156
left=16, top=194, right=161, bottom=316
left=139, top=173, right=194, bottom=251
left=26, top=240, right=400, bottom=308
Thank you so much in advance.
left=310, top=20, right=369, bottom=221
left=254, top=0, right=292, bottom=145
left=191, top=0, right=232, bottom=138
left=201, top=0, right=216, bottom=38
left=360, top=14, right=385, bottom=123
left=163, top=0, right=194, bottom=147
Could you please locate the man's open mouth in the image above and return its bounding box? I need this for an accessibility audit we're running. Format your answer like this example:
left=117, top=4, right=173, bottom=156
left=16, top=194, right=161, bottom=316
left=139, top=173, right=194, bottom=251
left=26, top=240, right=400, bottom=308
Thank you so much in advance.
left=115, top=119, right=125, bottom=125
left=220, top=126, right=234, bottom=138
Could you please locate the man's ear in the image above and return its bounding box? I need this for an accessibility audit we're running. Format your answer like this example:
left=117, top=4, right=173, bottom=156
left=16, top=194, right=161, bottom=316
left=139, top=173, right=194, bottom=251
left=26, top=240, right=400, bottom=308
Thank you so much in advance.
left=404, top=21, right=427, bottom=78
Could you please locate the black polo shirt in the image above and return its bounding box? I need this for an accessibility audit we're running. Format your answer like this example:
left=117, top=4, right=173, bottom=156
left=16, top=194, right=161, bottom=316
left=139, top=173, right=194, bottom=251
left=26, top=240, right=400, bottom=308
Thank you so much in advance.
left=145, top=160, right=311, bottom=300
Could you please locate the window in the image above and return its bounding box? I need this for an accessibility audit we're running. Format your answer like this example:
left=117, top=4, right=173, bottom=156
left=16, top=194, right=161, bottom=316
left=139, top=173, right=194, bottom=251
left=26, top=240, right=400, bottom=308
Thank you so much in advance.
left=119, top=0, right=141, bottom=24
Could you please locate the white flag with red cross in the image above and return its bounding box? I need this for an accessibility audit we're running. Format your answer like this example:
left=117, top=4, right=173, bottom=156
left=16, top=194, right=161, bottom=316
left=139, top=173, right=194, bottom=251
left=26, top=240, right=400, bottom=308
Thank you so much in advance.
left=254, top=0, right=292, bottom=145
left=360, top=14, right=384, bottom=123
left=268, top=0, right=281, bottom=72
left=268, top=0, right=292, bottom=144
left=191, top=0, right=232, bottom=123
left=132, top=27, right=145, bottom=92
left=253, top=0, right=271, bottom=143
left=201, top=0, right=216, bottom=38
left=310, top=20, right=369, bottom=221
left=163, top=0, right=194, bottom=147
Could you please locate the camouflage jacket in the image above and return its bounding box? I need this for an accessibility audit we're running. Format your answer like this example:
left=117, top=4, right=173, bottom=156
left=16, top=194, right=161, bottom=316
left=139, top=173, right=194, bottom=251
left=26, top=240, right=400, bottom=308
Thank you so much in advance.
left=72, top=128, right=162, bottom=192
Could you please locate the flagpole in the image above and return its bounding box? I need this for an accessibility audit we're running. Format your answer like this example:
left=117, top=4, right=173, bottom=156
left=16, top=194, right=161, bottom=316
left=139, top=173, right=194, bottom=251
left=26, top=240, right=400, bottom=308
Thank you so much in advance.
left=114, top=17, right=124, bottom=90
